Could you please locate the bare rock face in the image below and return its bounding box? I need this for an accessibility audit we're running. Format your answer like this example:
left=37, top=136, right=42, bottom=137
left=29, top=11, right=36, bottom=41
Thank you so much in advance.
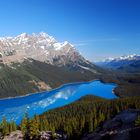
left=0, top=32, right=92, bottom=70
left=82, top=109, right=140, bottom=140
left=0, top=32, right=100, bottom=98
left=3, top=130, right=65, bottom=140
left=103, top=109, right=139, bottom=131
left=3, top=130, right=23, bottom=140
left=28, top=80, right=52, bottom=91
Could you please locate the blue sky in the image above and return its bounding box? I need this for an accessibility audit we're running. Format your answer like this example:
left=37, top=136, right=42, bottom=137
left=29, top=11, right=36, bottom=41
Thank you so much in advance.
left=0, top=0, right=140, bottom=61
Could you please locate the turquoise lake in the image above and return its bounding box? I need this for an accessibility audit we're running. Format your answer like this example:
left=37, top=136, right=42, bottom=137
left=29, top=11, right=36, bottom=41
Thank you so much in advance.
left=0, top=80, right=117, bottom=124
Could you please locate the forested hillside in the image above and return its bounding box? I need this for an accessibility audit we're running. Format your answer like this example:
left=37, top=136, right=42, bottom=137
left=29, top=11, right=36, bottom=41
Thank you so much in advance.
left=0, top=58, right=140, bottom=99
left=1, top=95, right=140, bottom=139
left=0, top=59, right=97, bottom=98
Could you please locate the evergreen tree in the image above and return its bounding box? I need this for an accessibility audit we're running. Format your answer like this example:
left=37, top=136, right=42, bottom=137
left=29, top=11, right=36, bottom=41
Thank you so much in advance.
left=28, top=115, right=40, bottom=139
left=93, top=116, right=97, bottom=130
left=2, top=117, right=9, bottom=136
left=16, top=95, right=140, bottom=139
left=135, top=115, right=140, bottom=126
left=9, top=123, right=12, bottom=133
left=88, top=114, right=93, bottom=133
left=79, top=116, right=85, bottom=133
left=11, top=121, right=17, bottom=131
left=20, top=113, right=29, bottom=139
left=39, top=116, right=49, bottom=131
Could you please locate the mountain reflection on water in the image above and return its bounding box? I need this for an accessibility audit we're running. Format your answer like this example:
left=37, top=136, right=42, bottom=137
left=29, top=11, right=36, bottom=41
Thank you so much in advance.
left=0, top=80, right=117, bottom=124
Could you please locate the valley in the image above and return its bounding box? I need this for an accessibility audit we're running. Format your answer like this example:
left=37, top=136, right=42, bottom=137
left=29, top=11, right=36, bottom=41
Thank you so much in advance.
left=0, top=33, right=139, bottom=99
left=0, top=33, right=140, bottom=140
left=0, top=33, right=102, bottom=98
left=0, top=0, right=140, bottom=139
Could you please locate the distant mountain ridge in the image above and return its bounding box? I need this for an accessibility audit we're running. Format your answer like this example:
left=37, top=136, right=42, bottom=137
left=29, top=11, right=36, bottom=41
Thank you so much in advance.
left=104, top=54, right=140, bottom=62
left=96, top=54, right=140, bottom=73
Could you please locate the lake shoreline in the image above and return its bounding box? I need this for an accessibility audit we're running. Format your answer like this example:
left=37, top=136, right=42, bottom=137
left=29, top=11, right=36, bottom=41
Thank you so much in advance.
left=0, top=79, right=117, bottom=124
left=0, top=78, right=118, bottom=101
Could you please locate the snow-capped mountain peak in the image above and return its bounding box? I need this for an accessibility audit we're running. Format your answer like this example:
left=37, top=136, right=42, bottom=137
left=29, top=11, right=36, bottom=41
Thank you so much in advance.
left=0, top=32, right=94, bottom=71
left=103, top=54, right=140, bottom=62
left=117, top=54, right=138, bottom=60
left=39, top=32, right=50, bottom=38
left=18, top=33, right=28, bottom=38
left=96, top=54, right=140, bottom=72
left=63, top=41, right=70, bottom=46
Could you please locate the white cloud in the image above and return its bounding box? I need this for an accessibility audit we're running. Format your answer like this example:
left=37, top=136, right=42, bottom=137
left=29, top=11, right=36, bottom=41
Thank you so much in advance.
left=73, top=38, right=119, bottom=47
left=73, top=43, right=88, bottom=47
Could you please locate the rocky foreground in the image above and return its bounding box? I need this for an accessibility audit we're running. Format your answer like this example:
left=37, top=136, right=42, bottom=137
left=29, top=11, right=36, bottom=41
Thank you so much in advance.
left=82, top=109, right=140, bottom=140
left=3, top=130, right=65, bottom=140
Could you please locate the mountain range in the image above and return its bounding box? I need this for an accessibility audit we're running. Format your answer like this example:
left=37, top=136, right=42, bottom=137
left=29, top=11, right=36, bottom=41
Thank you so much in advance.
left=0, top=32, right=94, bottom=70
left=0, top=32, right=102, bottom=98
left=1, top=33, right=139, bottom=99
left=96, top=54, right=140, bottom=73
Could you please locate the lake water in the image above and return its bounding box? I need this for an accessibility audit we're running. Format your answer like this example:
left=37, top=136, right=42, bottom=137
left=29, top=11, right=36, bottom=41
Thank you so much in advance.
left=0, top=80, right=117, bottom=124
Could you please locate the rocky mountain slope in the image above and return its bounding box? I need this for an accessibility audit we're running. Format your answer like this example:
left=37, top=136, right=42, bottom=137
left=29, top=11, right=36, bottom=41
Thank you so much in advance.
left=0, top=32, right=97, bottom=71
left=0, top=33, right=102, bottom=98
left=0, top=59, right=100, bottom=98
left=82, top=109, right=140, bottom=140
left=1, top=33, right=139, bottom=98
